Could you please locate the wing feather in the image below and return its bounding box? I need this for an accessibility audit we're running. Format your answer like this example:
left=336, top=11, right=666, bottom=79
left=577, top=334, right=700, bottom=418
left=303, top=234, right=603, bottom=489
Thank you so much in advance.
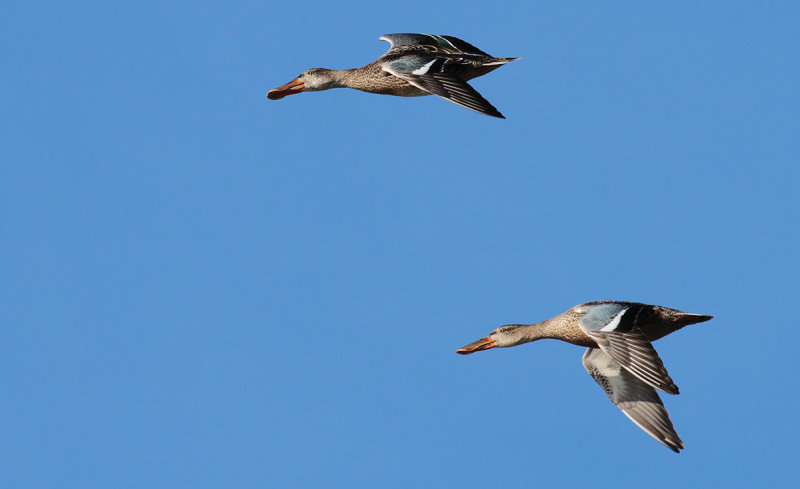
left=382, top=58, right=504, bottom=118
left=582, top=348, right=684, bottom=453
left=578, top=303, right=679, bottom=394
left=380, top=34, right=491, bottom=56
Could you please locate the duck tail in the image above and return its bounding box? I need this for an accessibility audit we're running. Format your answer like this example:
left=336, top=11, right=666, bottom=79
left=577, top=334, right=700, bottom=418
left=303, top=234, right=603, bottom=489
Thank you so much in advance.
left=486, top=57, right=519, bottom=66
left=676, top=313, right=714, bottom=326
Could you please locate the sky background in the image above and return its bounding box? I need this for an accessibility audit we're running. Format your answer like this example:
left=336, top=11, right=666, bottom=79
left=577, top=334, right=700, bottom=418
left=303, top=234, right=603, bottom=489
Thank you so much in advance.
left=2, top=1, right=799, bottom=488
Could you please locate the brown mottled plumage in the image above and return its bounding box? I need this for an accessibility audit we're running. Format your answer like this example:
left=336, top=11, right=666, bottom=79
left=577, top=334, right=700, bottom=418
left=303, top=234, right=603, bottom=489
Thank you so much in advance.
left=267, top=34, right=517, bottom=118
left=457, top=301, right=713, bottom=452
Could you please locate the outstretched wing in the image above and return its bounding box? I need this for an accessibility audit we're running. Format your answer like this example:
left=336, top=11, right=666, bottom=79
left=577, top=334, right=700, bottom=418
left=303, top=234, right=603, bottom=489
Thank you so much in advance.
left=379, top=34, right=491, bottom=56
left=382, top=57, right=505, bottom=118
left=577, top=303, right=679, bottom=394
left=582, top=348, right=684, bottom=453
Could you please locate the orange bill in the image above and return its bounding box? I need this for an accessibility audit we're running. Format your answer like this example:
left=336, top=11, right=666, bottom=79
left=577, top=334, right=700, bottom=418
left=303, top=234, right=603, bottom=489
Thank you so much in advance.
left=267, top=79, right=305, bottom=100
left=456, top=336, right=495, bottom=355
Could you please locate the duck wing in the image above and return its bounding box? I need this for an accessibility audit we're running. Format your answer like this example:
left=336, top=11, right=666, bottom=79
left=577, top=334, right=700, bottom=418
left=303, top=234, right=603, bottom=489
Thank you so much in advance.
left=381, top=56, right=505, bottom=118
left=379, top=34, right=491, bottom=56
left=577, top=302, right=679, bottom=394
left=582, top=348, right=684, bottom=452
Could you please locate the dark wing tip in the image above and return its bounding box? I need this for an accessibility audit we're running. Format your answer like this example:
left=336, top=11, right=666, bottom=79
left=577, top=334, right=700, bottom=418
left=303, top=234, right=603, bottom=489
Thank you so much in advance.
left=427, top=73, right=506, bottom=118
left=440, top=35, right=491, bottom=56
left=665, top=435, right=685, bottom=453
left=482, top=106, right=506, bottom=119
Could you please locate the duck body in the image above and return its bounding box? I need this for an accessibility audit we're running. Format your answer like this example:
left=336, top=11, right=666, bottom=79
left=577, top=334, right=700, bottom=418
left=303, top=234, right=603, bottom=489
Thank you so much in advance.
left=457, top=301, right=713, bottom=452
left=267, top=34, right=517, bottom=118
left=517, top=300, right=711, bottom=348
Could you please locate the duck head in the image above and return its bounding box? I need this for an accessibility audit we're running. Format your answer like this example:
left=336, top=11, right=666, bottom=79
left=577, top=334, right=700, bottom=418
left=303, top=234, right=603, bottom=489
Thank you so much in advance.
left=456, top=324, right=537, bottom=354
left=267, top=68, right=338, bottom=100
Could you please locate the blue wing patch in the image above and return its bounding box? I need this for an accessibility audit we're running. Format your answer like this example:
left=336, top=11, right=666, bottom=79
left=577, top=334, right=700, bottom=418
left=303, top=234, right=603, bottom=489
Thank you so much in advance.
left=579, top=303, right=632, bottom=332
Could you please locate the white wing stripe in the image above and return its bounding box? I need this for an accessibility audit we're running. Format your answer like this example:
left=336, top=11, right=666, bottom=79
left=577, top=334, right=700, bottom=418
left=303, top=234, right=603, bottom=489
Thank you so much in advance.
left=600, top=308, right=628, bottom=332
left=412, top=59, right=437, bottom=75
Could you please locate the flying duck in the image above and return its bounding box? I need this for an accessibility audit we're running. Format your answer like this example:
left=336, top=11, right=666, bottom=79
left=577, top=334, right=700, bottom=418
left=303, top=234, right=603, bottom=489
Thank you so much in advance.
left=267, top=33, right=518, bottom=118
left=456, top=301, right=713, bottom=452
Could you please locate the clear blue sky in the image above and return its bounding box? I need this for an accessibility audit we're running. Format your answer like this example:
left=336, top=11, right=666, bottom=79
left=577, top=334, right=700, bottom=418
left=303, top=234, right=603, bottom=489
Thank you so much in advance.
left=2, top=1, right=798, bottom=488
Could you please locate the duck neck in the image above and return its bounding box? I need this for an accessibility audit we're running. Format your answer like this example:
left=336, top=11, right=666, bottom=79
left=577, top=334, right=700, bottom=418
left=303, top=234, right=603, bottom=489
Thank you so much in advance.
left=318, top=68, right=359, bottom=90
left=504, top=321, right=552, bottom=347
left=536, top=314, right=595, bottom=347
left=529, top=319, right=562, bottom=342
left=331, top=65, right=388, bottom=93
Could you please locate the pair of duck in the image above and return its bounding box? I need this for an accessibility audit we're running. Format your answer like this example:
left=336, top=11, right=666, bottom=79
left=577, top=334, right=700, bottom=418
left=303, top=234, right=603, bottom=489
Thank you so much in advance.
left=268, top=34, right=714, bottom=452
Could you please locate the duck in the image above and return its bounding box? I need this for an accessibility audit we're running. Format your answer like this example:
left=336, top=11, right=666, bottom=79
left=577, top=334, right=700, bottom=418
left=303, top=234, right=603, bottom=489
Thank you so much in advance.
left=456, top=301, right=713, bottom=452
left=267, top=33, right=518, bottom=118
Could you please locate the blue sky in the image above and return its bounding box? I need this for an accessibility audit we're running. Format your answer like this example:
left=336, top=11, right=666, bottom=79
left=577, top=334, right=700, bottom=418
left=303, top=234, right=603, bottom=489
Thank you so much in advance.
left=2, top=1, right=799, bottom=487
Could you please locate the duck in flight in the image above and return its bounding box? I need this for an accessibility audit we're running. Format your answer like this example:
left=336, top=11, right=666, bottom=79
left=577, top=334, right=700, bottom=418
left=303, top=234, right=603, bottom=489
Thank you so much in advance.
left=457, top=301, right=713, bottom=452
left=267, top=34, right=518, bottom=118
